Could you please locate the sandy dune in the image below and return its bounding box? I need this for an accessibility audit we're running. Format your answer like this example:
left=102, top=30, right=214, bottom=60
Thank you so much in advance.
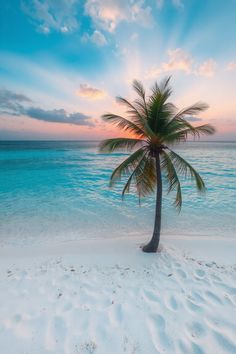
left=0, top=237, right=236, bottom=354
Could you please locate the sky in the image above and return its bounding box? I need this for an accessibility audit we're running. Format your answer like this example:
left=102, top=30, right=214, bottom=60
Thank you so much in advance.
left=0, top=0, right=236, bottom=141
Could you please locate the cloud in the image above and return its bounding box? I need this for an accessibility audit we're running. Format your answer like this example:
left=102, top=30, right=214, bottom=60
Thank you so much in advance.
left=196, top=59, right=216, bottom=77
left=172, top=0, right=184, bottom=9
left=0, top=89, right=32, bottom=104
left=82, top=30, right=107, bottom=46
left=85, top=0, right=153, bottom=32
left=156, top=0, right=183, bottom=9
left=76, top=84, right=106, bottom=99
left=226, top=62, right=236, bottom=71
left=145, top=49, right=216, bottom=79
left=0, top=88, right=93, bottom=126
left=26, top=107, right=93, bottom=126
left=0, top=88, right=32, bottom=116
left=131, top=1, right=153, bottom=27
left=21, top=0, right=79, bottom=34
left=145, top=48, right=192, bottom=78
left=21, top=0, right=182, bottom=36
left=162, top=49, right=192, bottom=73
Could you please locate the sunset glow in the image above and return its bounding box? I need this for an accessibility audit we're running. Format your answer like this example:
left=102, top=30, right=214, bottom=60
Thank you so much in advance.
left=1, top=0, right=236, bottom=140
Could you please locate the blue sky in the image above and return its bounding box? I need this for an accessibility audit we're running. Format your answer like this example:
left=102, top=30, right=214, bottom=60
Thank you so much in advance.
left=1, top=0, right=236, bottom=140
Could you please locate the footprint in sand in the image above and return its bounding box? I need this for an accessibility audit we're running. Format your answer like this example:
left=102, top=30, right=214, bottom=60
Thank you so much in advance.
left=158, top=330, right=174, bottom=351
left=142, top=289, right=159, bottom=303
left=155, top=314, right=166, bottom=331
left=166, top=295, right=178, bottom=311
left=190, top=291, right=205, bottom=305
left=147, top=314, right=173, bottom=351
left=186, top=299, right=202, bottom=313
left=147, top=314, right=166, bottom=334
left=176, top=269, right=187, bottom=280
left=178, top=339, right=190, bottom=353
left=194, top=269, right=205, bottom=279
left=188, top=321, right=206, bottom=339
left=225, top=286, right=236, bottom=296
left=213, top=282, right=236, bottom=296
left=174, top=261, right=181, bottom=268
left=205, top=291, right=222, bottom=305
left=213, top=330, right=236, bottom=353
left=191, top=342, right=206, bottom=354
left=179, top=339, right=206, bottom=354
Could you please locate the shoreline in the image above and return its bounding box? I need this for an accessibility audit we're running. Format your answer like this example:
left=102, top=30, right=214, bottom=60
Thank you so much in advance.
left=0, top=235, right=235, bottom=266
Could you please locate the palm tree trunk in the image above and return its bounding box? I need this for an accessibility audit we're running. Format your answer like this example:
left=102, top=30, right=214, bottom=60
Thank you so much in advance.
left=142, top=152, right=162, bottom=253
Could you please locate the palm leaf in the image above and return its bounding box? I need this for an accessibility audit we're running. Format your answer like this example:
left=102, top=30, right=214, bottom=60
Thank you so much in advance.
left=99, top=138, right=144, bottom=153
left=132, top=80, right=150, bottom=120
left=134, top=155, right=156, bottom=198
left=116, top=96, right=155, bottom=138
left=147, top=77, right=174, bottom=134
left=168, top=149, right=206, bottom=192
left=173, top=102, right=209, bottom=120
left=109, top=147, right=147, bottom=187
left=164, top=123, right=215, bottom=143
left=122, top=154, right=156, bottom=200
left=183, top=123, right=216, bottom=138
left=161, top=150, right=182, bottom=210
left=132, top=80, right=146, bottom=101
left=102, top=113, right=145, bottom=137
left=164, top=102, right=209, bottom=136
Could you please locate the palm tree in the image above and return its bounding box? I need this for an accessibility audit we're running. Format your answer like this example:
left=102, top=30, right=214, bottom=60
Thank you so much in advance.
left=99, top=77, right=215, bottom=253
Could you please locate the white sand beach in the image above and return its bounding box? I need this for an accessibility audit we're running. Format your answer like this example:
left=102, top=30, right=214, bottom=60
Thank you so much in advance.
left=0, top=236, right=235, bottom=354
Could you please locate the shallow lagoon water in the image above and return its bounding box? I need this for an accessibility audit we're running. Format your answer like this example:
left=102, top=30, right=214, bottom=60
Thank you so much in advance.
left=0, top=141, right=235, bottom=246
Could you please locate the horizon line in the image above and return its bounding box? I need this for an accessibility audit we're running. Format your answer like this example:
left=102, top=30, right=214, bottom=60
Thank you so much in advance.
left=0, top=139, right=236, bottom=143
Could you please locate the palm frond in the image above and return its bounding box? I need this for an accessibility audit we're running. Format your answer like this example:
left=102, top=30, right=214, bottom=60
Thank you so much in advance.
left=147, top=77, right=175, bottom=134
left=109, top=147, right=147, bottom=187
left=172, top=102, right=209, bottom=120
left=164, top=123, right=216, bottom=143
left=185, top=123, right=216, bottom=138
left=164, top=102, right=209, bottom=138
left=151, top=76, right=172, bottom=101
left=132, top=80, right=146, bottom=101
left=161, top=150, right=182, bottom=210
left=132, top=80, right=150, bottom=121
left=134, top=155, right=156, bottom=198
left=157, top=117, right=186, bottom=142
left=168, top=149, right=206, bottom=192
left=116, top=96, right=155, bottom=138
left=160, top=76, right=172, bottom=91
left=122, top=154, right=156, bottom=200
left=99, top=138, right=144, bottom=153
left=102, top=113, right=145, bottom=137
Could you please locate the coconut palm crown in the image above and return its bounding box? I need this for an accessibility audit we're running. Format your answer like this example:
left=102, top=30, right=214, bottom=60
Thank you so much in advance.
left=99, top=77, right=215, bottom=253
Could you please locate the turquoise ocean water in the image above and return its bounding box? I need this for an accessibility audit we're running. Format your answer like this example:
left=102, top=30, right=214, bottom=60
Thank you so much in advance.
left=0, top=141, right=235, bottom=246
